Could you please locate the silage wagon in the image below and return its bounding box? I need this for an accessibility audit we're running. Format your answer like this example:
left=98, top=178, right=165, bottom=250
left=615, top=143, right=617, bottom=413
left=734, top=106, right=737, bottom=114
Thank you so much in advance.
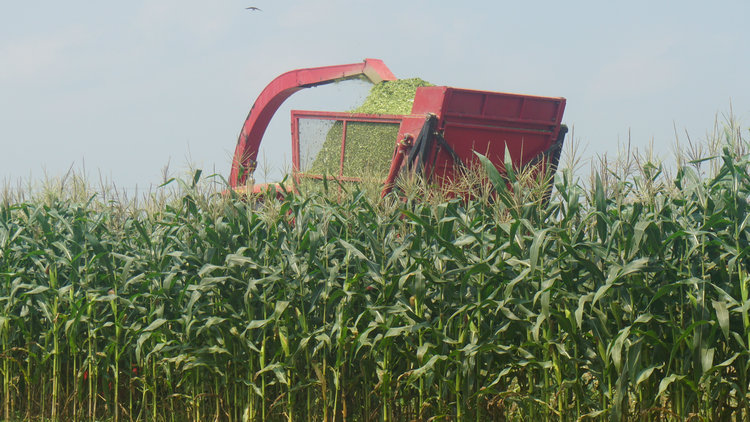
left=229, top=59, right=567, bottom=196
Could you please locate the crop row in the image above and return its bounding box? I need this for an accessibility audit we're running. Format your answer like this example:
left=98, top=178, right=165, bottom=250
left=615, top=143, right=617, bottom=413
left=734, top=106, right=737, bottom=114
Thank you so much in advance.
left=1, top=128, right=749, bottom=421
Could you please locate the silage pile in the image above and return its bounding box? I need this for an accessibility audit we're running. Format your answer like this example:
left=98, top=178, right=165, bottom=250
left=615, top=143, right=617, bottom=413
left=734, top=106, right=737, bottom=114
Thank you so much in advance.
left=308, top=78, right=433, bottom=178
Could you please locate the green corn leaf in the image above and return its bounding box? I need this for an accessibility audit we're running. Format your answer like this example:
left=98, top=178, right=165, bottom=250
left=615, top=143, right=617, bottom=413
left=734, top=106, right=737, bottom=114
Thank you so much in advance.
left=594, top=172, right=607, bottom=242
left=529, top=228, right=549, bottom=274
left=400, top=208, right=466, bottom=265
left=405, top=355, right=447, bottom=385
left=338, top=239, right=368, bottom=261
left=503, top=143, right=516, bottom=184
left=384, top=325, right=410, bottom=338
left=474, top=152, right=506, bottom=193
left=143, top=318, right=167, bottom=332
left=246, top=319, right=270, bottom=330
left=23, top=285, right=49, bottom=296
left=711, top=299, right=730, bottom=340
left=273, top=300, right=290, bottom=318
left=700, top=347, right=715, bottom=374
left=657, top=374, right=685, bottom=398
left=609, top=327, right=630, bottom=372
left=713, top=352, right=740, bottom=370
left=634, top=364, right=662, bottom=387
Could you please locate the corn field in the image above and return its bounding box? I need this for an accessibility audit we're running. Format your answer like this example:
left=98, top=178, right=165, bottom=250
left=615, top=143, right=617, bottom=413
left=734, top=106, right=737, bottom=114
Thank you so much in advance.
left=1, top=123, right=750, bottom=421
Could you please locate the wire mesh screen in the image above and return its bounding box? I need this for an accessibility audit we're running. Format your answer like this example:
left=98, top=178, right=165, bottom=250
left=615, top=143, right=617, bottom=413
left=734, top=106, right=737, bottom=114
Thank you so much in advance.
left=298, top=118, right=399, bottom=179
left=298, top=118, right=340, bottom=175
left=343, top=122, right=399, bottom=178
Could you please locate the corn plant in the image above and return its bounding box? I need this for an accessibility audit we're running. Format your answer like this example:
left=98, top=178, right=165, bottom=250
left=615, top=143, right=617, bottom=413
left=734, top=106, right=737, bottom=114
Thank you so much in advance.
left=1, top=122, right=750, bottom=421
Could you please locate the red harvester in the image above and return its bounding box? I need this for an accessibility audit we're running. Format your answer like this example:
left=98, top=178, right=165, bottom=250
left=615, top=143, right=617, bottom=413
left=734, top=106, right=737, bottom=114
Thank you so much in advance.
left=230, top=59, right=567, bottom=197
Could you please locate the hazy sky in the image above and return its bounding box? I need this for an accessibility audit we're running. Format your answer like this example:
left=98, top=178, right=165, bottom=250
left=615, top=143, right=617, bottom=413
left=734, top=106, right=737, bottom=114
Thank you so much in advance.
left=2, top=1, right=749, bottom=191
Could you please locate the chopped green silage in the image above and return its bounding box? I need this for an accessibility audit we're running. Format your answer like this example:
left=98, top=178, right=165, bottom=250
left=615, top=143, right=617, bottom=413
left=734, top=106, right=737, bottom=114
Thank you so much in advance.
left=307, top=78, right=433, bottom=178
left=342, top=122, right=401, bottom=177
left=350, top=77, right=434, bottom=115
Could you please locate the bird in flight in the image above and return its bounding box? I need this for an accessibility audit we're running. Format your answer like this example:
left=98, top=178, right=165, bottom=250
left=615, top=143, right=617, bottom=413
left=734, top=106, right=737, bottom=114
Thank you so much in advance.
left=246, top=6, right=262, bottom=11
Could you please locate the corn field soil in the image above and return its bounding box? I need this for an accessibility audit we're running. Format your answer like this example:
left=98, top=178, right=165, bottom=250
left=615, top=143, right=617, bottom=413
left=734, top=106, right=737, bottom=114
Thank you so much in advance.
left=1, top=125, right=750, bottom=421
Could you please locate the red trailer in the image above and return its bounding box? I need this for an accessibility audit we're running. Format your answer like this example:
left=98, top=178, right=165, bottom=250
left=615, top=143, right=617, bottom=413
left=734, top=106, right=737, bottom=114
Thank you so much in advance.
left=230, top=59, right=567, bottom=196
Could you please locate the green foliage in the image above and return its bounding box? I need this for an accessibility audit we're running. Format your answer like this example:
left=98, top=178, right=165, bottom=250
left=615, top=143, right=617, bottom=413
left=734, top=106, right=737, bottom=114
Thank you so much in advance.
left=1, top=123, right=750, bottom=421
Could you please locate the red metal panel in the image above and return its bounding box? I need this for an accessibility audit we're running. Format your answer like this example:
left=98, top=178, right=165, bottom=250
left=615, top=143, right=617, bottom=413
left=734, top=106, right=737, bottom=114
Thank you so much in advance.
left=444, top=89, right=484, bottom=115
left=291, top=113, right=300, bottom=174
left=483, top=95, right=523, bottom=120
left=441, top=88, right=565, bottom=126
left=412, top=87, right=566, bottom=186
left=410, top=86, right=448, bottom=115
left=395, top=115, right=431, bottom=147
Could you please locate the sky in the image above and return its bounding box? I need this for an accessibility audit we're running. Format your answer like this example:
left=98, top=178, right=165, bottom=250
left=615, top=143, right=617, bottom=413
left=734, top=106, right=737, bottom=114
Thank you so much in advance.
left=2, top=1, right=749, bottom=192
